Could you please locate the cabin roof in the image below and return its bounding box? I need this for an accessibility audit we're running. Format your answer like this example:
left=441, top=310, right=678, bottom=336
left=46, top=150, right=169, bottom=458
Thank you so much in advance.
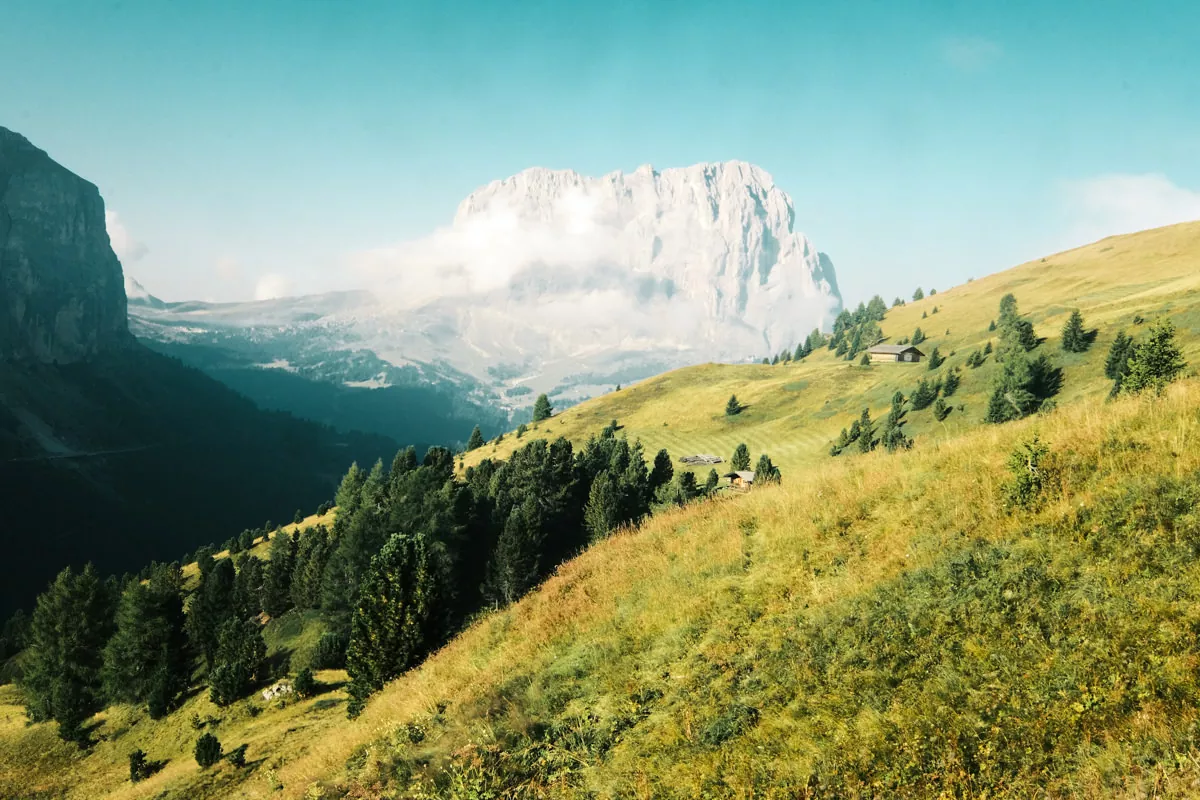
left=867, top=344, right=926, bottom=356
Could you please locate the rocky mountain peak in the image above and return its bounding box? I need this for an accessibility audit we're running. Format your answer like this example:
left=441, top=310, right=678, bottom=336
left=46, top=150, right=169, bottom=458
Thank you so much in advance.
left=0, top=127, right=129, bottom=363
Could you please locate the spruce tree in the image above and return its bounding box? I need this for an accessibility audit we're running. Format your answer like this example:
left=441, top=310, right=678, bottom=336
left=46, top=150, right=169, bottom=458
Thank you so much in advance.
left=648, top=448, right=674, bottom=499
left=725, top=394, right=742, bottom=416
left=231, top=555, right=264, bottom=620
left=1121, top=319, right=1186, bottom=395
left=584, top=471, right=621, bottom=542
left=532, top=393, right=554, bottom=422
left=346, top=532, right=446, bottom=717
left=261, top=530, right=297, bottom=618
left=912, top=327, right=926, bottom=345
left=186, top=558, right=235, bottom=671
left=335, top=462, right=366, bottom=518
left=1060, top=309, right=1089, bottom=353
left=926, top=346, right=944, bottom=370
left=466, top=425, right=485, bottom=451
left=102, top=563, right=190, bottom=718
left=195, top=733, right=222, bottom=768
left=291, top=525, right=331, bottom=610
left=673, top=471, right=699, bottom=505
left=1104, top=331, right=1135, bottom=381
left=910, top=379, right=938, bottom=410
left=704, top=469, right=720, bottom=494
left=913, top=288, right=924, bottom=301
left=482, top=498, right=544, bottom=607
left=753, top=454, right=781, bottom=484
left=856, top=408, right=875, bottom=453
left=942, top=368, right=961, bottom=397
left=933, top=397, right=951, bottom=421
left=731, top=443, right=751, bottom=471
left=21, top=565, right=116, bottom=743
left=208, top=618, right=266, bottom=706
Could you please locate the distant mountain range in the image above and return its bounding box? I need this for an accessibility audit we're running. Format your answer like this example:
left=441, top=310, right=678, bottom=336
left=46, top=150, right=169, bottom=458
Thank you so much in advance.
left=127, top=161, right=843, bottom=424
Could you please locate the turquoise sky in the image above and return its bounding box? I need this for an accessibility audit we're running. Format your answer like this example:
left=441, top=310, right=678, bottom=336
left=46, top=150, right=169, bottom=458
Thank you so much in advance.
left=2, top=0, right=1199, bottom=304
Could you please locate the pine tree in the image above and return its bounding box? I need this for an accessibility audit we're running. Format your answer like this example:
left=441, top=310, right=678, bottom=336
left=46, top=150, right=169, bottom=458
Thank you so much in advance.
left=984, top=340, right=993, bottom=355
left=859, top=352, right=871, bottom=366
left=1121, top=319, right=1187, bottom=395
left=913, top=288, right=924, bottom=301
left=231, top=555, right=264, bottom=620
left=186, top=558, right=235, bottom=671
left=346, top=532, right=446, bottom=717
left=731, top=443, right=751, bottom=471
left=912, top=327, right=926, bottom=345
left=21, top=565, right=116, bottom=743
left=516, top=423, right=528, bottom=438
left=942, top=368, right=961, bottom=397
left=129, top=748, right=151, bottom=782
left=291, top=526, right=331, bottom=610
left=195, top=733, right=222, bottom=768
left=1104, top=331, right=1135, bottom=381
left=673, top=471, right=699, bottom=505
left=926, top=346, right=944, bottom=370
left=466, top=425, right=485, bottom=451
left=102, top=564, right=190, bottom=718
left=856, top=408, right=875, bottom=453
left=1060, top=309, right=1089, bottom=353
left=208, top=618, right=266, bottom=706
left=584, top=471, right=621, bottom=542
left=532, top=393, right=554, bottom=422
left=704, top=469, right=720, bottom=494
left=335, top=462, right=366, bottom=519
left=725, top=394, right=742, bottom=416
left=648, top=448, right=674, bottom=499
left=261, top=530, right=297, bottom=618
left=933, top=397, right=951, bottom=421
left=910, top=379, right=939, bottom=411
left=294, top=666, right=317, bottom=698
left=770, top=353, right=779, bottom=365
left=482, top=498, right=544, bottom=608
left=753, top=454, right=781, bottom=484
left=866, top=295, right=888, bottom=321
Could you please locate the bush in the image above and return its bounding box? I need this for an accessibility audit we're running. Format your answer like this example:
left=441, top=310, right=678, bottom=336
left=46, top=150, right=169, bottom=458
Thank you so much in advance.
left=1002, top=436, right=1051, bottom=511
left=129, top=749, right=151, bottom=782
left=294, top=666, right=317, bottom=698
left=226, top=743, right=248, bottom=768
left=195, top=732, right=222, bottom=769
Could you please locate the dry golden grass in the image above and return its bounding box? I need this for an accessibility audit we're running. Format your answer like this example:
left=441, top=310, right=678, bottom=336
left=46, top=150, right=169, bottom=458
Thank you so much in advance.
left=8, top=223, right=1200, bottom=797
left=463, top=220, right=1200, bottom=478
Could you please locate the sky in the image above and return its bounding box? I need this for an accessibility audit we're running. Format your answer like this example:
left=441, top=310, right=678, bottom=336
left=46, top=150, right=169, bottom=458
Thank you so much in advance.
left=2, top=0, right=1199, bottom=307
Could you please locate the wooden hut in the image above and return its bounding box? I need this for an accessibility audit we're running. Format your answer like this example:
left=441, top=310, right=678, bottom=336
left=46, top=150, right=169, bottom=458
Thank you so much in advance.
left=723, top=470, right=756, bottom=490
left=867, top=344, right=926, bottom=363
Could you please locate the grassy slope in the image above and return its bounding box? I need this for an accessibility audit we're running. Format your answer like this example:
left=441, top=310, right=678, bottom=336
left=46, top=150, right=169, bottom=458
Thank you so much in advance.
left=5, top=223, right=1200, bottom=797
left=464, top=221, right=1200, bottom=477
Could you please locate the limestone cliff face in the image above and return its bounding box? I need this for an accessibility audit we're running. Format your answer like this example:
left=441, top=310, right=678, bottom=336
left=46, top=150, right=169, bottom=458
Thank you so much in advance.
left=0, top=127, right=128, bottom=363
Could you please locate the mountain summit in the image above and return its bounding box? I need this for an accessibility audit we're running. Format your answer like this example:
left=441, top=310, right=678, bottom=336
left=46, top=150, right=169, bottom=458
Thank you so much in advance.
left=131, top=161, right=841, bottom=405
left=366, top=160, right=842, bottom=399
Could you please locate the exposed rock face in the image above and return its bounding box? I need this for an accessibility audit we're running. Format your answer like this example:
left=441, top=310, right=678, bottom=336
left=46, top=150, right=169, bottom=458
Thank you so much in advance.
left=0, top=127, right=128, bottom=363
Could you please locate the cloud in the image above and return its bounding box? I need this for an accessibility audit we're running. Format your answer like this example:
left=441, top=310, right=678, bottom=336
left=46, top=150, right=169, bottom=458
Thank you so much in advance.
left=104, top=210, right=148, bottom=263
left=940, top=36, right=1002, bottom=71
left=1062, top=173, right=1200, bottom=244
left=215, top=256, right=241, bottom=281
left=349, top=187, right=627, bottom=308
left=254, top=273, right=292, bottom=301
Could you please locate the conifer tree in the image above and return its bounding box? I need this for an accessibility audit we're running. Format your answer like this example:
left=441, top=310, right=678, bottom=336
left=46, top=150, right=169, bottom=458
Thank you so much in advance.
left=926, top=346, right=944, bottom=370
left=913, top=287, right=924, bottom=301
left=261, top=530, right=297, bottom=618
left=704, top=469, right=720, bottom=494
left=648, top=448, right=674, bottom=499
left=753, top=454, right=781, bottom=484
left=195, top=733, right=222, bottom=768
left=910, top=379, right=938, bottom=410
left=466, top=425, right=485, bottom=451
left=725, top=394, right=743, bottom=416
left=482, top=498, right=544, bottom=607
left=584, top=471, right=621, bottom=542
left=933, top=397, right=951, bottom=421
left=21, top=565, right=116, bottom=743
left=1121, top=319, right=1186, bottom=395
left=346, top=532, right=446, bottom=717
left=516, top=423, right=528, bottom=438
left=334, top=462, right=366, bottom=518
left=1060, top=309, right=1089, bottom=353
left=532, top=393, right=554, bottom=422
left=673, top=471, right=699, bottom=505
left=856, top=408, right=875, bottom=453
left=942, top=368, right=961, bottom=397
left=1104, top=331, right=1135, bottom=381
left=231, top=555, right=264, bottom=620
left=208, top=618, right=266, bottom=706
left=389, top=446, right=419, bottom=485
left=103, top=564, right=190, bottom=718
left=186, top=557, right=234, bottom=671
left=912, top=327, right=926, bottom=345
left=291, top=525, right=331, bottom=610
left=731, top=443, right=751, bottom=471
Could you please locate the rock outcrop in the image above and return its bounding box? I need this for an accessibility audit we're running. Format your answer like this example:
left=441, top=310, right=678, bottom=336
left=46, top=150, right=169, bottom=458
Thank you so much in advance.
left=0, top=126, right=128, bottom=363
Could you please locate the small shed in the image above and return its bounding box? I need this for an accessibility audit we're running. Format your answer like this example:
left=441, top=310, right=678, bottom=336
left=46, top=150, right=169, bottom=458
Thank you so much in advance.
left=723, top=470, right=756, bottom=489
left=867, top=344, right=926, bottom=363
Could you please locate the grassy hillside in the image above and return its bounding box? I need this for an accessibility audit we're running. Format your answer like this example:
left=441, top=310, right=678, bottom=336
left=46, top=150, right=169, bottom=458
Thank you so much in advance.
left=6, top=223, right=1200, bottom=798
left=465, top=221, right=1200, bottom=477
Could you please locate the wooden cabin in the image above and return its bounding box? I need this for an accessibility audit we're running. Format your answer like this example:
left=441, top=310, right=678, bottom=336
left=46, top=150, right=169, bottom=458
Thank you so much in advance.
left=723, top=470, right=756, bottom=490
left=867, top=344, right=926, bottom=363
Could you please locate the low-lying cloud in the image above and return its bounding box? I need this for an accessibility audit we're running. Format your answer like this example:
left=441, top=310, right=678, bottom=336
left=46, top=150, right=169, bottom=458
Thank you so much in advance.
left=105, top=210, right=148, bottom=264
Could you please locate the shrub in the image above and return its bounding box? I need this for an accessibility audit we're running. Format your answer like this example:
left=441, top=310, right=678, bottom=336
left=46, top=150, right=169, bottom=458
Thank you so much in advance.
left=195, top=732, right=222, bottom=769
left=1002, top=436, right=1051, bottom=511
left=129, top=749, right=151, bottom=782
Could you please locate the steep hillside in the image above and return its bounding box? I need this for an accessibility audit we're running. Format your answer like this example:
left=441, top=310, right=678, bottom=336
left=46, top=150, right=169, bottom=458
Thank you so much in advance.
left=464, top=221, right=1200, bottom=476
left=6, top=373, right=1200, bottom=798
